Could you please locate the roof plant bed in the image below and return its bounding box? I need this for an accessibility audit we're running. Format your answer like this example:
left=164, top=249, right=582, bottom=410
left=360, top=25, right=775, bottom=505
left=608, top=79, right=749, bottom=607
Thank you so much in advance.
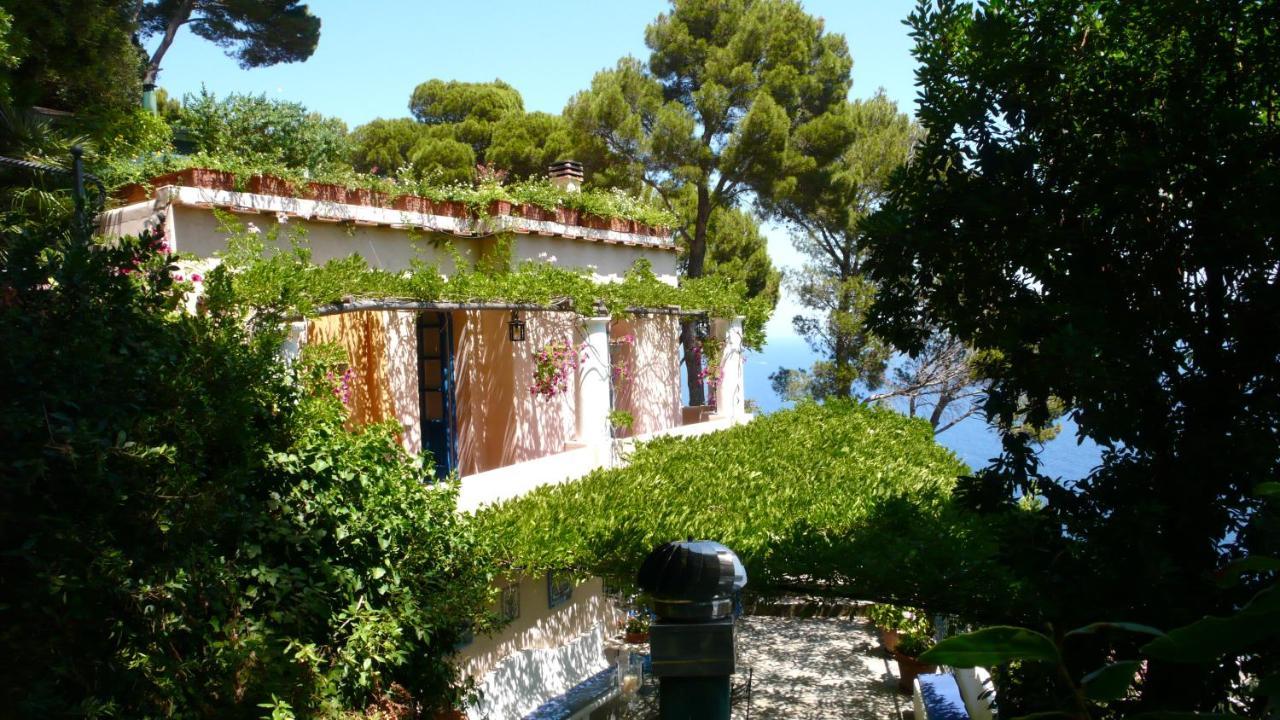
left=101, top=153, right=676, bottom=234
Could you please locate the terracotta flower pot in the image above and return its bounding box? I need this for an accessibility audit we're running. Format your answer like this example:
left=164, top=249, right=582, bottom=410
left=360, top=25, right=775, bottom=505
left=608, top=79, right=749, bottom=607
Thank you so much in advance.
left=487, top=199, right=513, bottom=216
left=433, top=200, right=468, bottom=218
left=514, top=203, right=553, bottom=221
left=555, top=207, right=580, bottom=226
left=891, top=649, right=937, bottom=694
left=624, top=631, right=650, bottom=644
left=306, top=182, right=347, bottom=203
left=247, top=174, right=294, bottom=197
left=347, top=188, right=387, bottom=206
left=115, top=183, right=149, bottom=203
left=878, top=628, right=900, bottom=653
left=584, top=213, right=611, bottom=231
left=392, top=195, right=431, bottom=214
left=150, top=167, right=235, bottom=192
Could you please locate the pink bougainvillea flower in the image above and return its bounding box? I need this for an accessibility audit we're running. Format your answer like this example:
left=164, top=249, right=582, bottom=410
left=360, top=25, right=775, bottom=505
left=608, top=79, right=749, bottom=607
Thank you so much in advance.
left=191, top=273, right=203, bottom=283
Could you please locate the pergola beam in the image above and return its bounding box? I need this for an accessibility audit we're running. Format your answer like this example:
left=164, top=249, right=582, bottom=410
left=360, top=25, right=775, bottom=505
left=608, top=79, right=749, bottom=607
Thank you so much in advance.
left=294, top=298, right=706, bottom=320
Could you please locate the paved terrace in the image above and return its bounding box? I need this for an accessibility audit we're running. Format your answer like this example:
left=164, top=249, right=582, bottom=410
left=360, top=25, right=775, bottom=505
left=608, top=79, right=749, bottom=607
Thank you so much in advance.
left=734, top=615, right=906, bottom=720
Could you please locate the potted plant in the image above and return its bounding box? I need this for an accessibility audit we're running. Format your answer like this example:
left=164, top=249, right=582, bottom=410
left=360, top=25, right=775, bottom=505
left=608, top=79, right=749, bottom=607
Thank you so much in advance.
left=623, top=613, right=650, bottom=644
left=554, top=206, right=580, bottom=226
left=513, top=202, right=553, bottom=222
left=430, top=183, right=471, bottom=218
left=246, top=171, right=296, bottom=197
left=866, top=604, right=938, bottom=693
left=115, top=183, right=151, bottom=203
left=865, top=603, right=902, bottom=652
left=306, top=181, right=346, bottom=203
left=891, top=626, right=938, bottom=694
left=608, top=409, right=635, bottom=438
left=347, top=174, right=394, bottom=207
left=508, top=179, right=562, bottom=222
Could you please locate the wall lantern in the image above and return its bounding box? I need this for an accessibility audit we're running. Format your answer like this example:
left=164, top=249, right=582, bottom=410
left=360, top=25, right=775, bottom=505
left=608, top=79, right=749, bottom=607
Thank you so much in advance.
left=694, top=315, right=711, bottom=340
left=508, top=309, right=527, bottom=342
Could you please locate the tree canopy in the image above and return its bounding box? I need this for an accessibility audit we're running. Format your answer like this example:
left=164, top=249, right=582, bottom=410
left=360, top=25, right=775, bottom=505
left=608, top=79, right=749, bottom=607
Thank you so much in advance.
left=173, top=88, right=349, bottom=173
left=864, top=0, right=1280, bottom=711
left=140, top=0, right=321, bottom=85
left=701, top=205, right=780, bottom=310
left=565, top=0, right=851, bottom=402
left=350, top=80, right=571, bottom=182
left=0, top=0, right=143, bottom=114
left=764, top=93, right=918, bottom=400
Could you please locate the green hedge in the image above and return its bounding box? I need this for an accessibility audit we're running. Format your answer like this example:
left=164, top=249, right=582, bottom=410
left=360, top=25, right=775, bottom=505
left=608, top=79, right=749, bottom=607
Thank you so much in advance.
left=478, top=401, right=1029, bottom=614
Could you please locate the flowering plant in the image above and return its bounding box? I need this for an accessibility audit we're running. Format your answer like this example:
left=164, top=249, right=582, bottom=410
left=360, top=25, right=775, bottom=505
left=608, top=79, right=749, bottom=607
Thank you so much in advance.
left=326, top=366, right=354, bottom=406
left=624, top=612, right=650, bottom=635
left=696, top=336, right=724, bottom=387
left=531, top=340, right=584, bottom=399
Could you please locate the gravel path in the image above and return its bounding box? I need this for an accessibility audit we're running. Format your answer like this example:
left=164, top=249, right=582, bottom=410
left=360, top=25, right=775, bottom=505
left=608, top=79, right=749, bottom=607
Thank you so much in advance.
left=733, top=615, right=906, bottom=720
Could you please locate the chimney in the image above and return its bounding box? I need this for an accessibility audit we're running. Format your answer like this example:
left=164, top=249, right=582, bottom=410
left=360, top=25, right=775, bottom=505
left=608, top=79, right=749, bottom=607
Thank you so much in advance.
left=548, top=160, right=584, bottom=193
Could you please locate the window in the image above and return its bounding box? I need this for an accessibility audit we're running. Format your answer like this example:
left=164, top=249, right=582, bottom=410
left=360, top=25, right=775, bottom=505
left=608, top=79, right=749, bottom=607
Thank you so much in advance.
left=501, top=582, right=520, bottom=621
left=547, top=571, right=573, bottom=609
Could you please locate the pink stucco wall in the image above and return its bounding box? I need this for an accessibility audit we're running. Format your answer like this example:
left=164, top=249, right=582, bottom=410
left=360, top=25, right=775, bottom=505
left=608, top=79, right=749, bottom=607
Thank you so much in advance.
left=305, top=309, right=680, bottom=478
left=307, top=310, right=421, bottom=454
left=610, top=315, right=681, bottom=436
left=453, top=310, right=580, bottom=476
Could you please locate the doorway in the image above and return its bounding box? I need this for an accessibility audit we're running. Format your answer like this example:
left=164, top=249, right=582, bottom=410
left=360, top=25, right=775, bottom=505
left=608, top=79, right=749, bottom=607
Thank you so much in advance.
left=417, top=311, right=457, bottom=479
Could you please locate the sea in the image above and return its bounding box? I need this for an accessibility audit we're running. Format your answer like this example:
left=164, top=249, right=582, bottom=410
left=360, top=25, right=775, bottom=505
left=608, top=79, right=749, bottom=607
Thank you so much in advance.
left=742, top=335, right=1103, bottom=481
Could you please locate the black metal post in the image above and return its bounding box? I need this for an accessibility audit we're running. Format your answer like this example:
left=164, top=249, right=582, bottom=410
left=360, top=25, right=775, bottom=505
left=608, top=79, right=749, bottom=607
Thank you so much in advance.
left=638, top=539, right=747, bottom=720
left=0, top=147, right=105, bottom=241
left=71, top=145, right=86, bottom=234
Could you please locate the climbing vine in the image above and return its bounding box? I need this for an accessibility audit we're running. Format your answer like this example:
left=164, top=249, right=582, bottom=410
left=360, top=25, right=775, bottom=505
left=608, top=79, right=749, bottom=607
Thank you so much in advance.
left=207, top=213, right=770, bottom=348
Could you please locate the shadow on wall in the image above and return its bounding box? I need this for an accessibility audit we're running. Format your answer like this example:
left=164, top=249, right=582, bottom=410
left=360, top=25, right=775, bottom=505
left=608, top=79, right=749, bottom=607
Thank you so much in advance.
left=453, top=310, right=579, bottom=476
left=468, top=625, right=610, bottom=720
left=383, top=311, right=420, bottom=453
left=307, top=310, right=396, bottom=430
left=611, top=315, right=681, bottom=437
left=453, top=309, right=512, bottom=476
left=510, top=312, right=579, bottom=466
left=458, top=576, right=621, bottom=688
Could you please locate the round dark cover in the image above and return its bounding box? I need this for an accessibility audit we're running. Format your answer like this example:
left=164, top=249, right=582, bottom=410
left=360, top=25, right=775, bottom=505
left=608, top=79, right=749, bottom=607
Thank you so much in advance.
left=637, top=539, right=747, bottom=601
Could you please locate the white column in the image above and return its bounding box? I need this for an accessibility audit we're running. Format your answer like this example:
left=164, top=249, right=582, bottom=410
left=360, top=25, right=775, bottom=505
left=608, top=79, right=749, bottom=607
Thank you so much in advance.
left=280, top=320, right=307, bottom=365
left=713, top=316, right=746, bottom=419
left=576, top=315, right=611, bottom=445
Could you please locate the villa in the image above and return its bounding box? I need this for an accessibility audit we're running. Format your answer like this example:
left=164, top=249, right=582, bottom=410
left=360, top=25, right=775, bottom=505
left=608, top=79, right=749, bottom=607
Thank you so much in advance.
left=99, top=160, right=752, bottom=718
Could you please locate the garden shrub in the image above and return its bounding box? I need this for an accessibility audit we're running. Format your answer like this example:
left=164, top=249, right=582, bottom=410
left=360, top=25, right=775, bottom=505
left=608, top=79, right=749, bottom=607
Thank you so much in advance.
left=0, top=216, right=493, bottom=717
left=478, top=401, right=1030, bottom=617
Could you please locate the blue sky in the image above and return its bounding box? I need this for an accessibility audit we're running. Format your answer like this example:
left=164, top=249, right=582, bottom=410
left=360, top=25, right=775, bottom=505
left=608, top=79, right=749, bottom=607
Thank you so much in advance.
left=151, top=0, right=923, bottom=338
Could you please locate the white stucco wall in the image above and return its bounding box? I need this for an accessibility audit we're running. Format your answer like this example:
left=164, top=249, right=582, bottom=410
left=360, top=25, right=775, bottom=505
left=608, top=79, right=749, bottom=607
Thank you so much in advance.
left=98, top=187, right=679, bottom=285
